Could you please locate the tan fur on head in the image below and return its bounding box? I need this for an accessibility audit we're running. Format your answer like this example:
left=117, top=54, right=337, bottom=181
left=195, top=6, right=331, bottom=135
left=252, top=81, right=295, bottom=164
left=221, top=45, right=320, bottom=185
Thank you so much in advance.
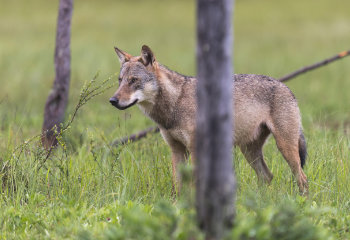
left=114, top=45, right=159, bottom=74
left=141, top=45, right=155, bottom=66
left=140, top=46, right=160, bottom=78
left=114, top=47, right=132, bottom=63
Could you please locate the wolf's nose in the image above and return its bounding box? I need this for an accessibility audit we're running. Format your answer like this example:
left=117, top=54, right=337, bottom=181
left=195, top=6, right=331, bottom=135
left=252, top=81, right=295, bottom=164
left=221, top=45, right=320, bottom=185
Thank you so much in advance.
left=109, top=97, right=119, bottom=107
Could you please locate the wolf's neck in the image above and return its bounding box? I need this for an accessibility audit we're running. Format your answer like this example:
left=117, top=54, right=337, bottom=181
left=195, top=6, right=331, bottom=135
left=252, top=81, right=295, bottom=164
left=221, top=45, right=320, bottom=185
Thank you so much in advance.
left=156, top=64, right=194, bottom=105
left=157, top=64, right=193, bottom=83
left=139, top=64, right=194, bottom=130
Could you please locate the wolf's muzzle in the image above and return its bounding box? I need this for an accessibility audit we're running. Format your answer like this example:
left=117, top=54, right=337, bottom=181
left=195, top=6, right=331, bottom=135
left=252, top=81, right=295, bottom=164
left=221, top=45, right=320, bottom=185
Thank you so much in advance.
left=109, top=97, right=138, bottom=110
left=109, top=97, right=120, bottom=108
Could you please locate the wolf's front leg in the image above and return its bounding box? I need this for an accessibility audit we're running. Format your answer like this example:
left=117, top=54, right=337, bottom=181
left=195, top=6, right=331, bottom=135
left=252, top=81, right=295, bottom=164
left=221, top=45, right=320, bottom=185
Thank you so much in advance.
left=160, top=129, right=188, bottom=193
left=169, top=141, right=188, bottom=192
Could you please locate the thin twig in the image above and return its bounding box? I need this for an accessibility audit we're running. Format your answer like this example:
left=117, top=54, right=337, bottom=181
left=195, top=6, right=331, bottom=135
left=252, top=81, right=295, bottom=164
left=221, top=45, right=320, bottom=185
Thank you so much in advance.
left=37, top=145, right=54, bottom=172
left=278, top=50, right=350, bottom=82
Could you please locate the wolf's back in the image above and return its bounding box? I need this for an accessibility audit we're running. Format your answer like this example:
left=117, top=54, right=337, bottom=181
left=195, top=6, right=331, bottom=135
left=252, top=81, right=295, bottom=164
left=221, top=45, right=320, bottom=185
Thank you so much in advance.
left=233, top=74, right=296, bottom=102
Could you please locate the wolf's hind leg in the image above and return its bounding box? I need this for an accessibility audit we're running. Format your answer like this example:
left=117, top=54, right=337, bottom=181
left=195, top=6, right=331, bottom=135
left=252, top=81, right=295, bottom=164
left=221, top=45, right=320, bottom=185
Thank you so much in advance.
left=239, top=125, right=273, bottom=183
left=273, top=132, right=308, bottom=195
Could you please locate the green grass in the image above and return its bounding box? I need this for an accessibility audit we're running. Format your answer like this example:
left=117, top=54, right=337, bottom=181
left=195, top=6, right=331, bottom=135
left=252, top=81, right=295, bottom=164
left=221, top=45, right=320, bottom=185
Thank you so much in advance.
left=1, top=0, right=350, bottom=239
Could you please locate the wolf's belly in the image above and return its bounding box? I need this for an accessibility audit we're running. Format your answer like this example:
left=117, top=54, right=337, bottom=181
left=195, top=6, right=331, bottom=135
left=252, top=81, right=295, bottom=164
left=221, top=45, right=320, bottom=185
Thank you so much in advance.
left=233, top=102, right=271, bottom=146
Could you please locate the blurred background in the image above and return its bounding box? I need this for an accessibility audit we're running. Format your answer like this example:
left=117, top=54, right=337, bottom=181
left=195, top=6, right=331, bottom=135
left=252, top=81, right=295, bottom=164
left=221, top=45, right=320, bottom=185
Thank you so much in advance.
left=1, top=0, right=350, bottom=144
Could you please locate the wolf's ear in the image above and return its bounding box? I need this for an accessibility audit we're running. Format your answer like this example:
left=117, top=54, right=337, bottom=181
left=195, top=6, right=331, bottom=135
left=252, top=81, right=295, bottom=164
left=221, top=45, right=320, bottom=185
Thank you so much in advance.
left=140, top=45, right=155, bottom=66
left=114, top=47, right=131, bottom=64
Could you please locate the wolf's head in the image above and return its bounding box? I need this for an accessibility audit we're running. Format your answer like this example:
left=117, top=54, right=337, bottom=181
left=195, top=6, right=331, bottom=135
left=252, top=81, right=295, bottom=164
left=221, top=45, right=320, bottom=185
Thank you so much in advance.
left=110, top=45, right=159, bottom=110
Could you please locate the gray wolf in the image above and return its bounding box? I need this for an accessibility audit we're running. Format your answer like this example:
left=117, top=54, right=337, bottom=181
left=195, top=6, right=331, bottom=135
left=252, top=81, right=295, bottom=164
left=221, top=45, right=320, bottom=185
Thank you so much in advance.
left=109, top=45, right=308, bottom=194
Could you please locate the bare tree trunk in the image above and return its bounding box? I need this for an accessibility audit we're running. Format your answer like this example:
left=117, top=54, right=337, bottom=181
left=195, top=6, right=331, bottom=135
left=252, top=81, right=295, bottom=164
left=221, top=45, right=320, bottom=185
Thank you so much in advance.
left=42, top=0, right=73, bottom=149
left=196, top=0, right=236, bottom=239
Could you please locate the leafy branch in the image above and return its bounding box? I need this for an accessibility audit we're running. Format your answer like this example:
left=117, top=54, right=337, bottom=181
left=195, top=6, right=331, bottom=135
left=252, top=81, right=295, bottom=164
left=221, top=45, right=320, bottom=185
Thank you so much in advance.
left=7, top=72, right=117, bottom=172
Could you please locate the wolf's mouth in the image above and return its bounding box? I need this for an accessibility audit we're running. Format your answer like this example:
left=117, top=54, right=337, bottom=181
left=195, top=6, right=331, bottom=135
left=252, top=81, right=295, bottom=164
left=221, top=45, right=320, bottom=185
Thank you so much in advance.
left=110, top=98, right=138, bottom=110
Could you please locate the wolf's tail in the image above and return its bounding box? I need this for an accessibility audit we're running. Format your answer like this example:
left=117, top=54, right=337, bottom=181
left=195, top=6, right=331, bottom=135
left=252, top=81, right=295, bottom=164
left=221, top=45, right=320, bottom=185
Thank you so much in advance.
left=298, top=130, right=307, bottom=168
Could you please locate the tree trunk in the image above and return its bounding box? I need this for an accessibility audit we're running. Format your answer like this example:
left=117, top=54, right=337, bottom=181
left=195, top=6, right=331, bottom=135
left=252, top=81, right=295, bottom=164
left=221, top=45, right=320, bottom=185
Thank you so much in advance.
left=196, top=0, right=236, bottom=239
left=42, top=0, right=73, bottom=149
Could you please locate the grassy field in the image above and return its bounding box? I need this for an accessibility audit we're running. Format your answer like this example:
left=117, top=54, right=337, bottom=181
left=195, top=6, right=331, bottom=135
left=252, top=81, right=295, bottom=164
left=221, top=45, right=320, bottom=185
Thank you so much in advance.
left=1, top=0, right=350, bottom=239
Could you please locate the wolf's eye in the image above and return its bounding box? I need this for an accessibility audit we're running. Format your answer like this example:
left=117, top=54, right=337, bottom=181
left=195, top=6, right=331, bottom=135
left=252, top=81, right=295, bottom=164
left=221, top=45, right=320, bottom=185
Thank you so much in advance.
left=130, top=77, right=137, bottom=84
left=118, top=77, right=122, bottom=84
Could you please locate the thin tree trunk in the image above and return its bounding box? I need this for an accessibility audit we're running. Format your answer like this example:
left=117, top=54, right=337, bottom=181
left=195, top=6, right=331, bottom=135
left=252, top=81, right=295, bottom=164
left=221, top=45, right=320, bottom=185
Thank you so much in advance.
left=42, top=0, right=73, bottom=149
left=196, top=0, right=236, bottom=239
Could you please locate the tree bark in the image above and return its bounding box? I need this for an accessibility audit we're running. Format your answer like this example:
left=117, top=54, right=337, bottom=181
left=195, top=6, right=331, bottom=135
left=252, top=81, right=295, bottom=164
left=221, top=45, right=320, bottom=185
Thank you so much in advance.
left=42, top=0, right=73, bottom=149
left=196, top=0, right=236, bottom=239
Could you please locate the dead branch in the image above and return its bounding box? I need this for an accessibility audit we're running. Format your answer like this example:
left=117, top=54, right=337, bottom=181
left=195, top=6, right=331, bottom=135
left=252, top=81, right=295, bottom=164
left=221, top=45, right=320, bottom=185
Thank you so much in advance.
left=111, top=126, right=159, bottom=146
left=278, top=50, right=350, bottom=82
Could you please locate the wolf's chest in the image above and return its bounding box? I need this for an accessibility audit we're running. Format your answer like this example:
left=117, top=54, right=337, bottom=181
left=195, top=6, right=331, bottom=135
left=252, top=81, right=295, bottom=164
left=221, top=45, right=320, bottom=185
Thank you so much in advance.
left=167, top=128, right=193, bottom=149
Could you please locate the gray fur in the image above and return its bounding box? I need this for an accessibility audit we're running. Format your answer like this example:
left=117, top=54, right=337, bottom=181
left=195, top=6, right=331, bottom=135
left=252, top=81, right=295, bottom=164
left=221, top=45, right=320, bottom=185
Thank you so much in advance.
left=110, top=45, right=309, bottom=195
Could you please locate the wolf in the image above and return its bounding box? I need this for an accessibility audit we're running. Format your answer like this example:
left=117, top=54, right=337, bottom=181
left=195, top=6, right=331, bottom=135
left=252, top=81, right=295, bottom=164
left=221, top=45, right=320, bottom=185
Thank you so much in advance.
left=109, top=45, right=308, bottom=194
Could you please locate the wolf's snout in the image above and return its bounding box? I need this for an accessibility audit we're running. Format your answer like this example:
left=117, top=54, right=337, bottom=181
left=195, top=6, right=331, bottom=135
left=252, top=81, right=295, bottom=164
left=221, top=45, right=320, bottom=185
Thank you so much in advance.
left=109, top=97, right=119, bottom=107
left=109, top=97, right=137, bottom=110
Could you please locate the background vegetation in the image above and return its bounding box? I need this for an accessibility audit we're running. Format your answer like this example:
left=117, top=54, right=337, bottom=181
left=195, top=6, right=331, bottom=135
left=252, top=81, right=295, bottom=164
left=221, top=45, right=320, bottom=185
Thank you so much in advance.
left=0, top=0, right=349, bottom=239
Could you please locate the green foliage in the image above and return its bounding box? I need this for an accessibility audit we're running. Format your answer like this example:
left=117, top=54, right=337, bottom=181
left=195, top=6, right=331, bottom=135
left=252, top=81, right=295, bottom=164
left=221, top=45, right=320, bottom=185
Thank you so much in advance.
left=1, top=0, right=350, bottom=239
left=230, top=197, right=335, bottom=240
left=1, top=194, right=339, bottom=239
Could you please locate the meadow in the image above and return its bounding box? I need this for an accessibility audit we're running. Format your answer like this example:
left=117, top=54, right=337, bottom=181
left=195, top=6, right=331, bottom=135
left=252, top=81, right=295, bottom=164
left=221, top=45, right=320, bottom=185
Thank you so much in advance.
left=0, top=0, right=350, bottom=239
